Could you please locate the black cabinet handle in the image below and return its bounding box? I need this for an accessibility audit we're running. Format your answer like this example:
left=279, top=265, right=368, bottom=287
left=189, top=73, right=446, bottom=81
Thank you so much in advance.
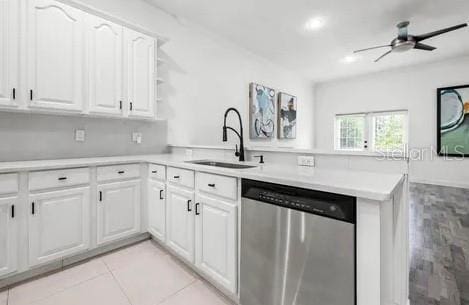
left=159, top=189, right=164, bottom=200
left=30, top=89, right=33, bottom=101
left=152, top=170, right=158, bottom=174
left=12, top=88, right=16, bottom=100
left=187, top=200, right=192, bottom=212
left=11, top=205, right=15, bottom=218
left=195, top=203, right=200, bottom=215
left=31, top=202, right=35, bottom=215
left=118, top=171, right=125, bottom=174
left=99, top=191, right=102, bottom=202
left=208, top=183, right=215, bottom=187
left=173, top=175, right=180, bottom=179
left=119, top=100, right=122, bottom=110
left=130, top=102, right=133, bottom=111
left=58, top=177, right=67, bottom=181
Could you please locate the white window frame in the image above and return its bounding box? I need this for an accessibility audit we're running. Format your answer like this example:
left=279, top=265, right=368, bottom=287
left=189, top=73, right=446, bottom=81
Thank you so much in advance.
left=334, top=110, right=409, bottom=153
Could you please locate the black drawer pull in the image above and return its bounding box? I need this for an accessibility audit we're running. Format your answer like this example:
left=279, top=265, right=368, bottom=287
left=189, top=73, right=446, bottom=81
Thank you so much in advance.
left=118, top=171, right=125, bottom=174
left=187, top=200, right=192, bottom=212
left=119, top=100, right=122, bottom=110
left=173, top=175, right=180, bottom=179
left=159, top=189, right=164, bottom=200
left=195, top=203, right=200, bottom=215
left=208, top=183, right=215, bottom=187
left=130, top=102, right=133, bottom=111
left=152, top=170, right=158, bottom=174
left=31, top=202, right=35, bottom=215
left=58, top=177, right=67, bottom=181
left=30, top=89, right=33, bottom=101
left=11, top=205, right=15, bottom=218
left=12, top=88, right=16, bottom=100
left=99, top=191, right=103, bottom=202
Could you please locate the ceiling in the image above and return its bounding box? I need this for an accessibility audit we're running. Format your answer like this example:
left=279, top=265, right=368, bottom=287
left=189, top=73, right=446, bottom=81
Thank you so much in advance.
left=146, top=0, right=469, bottom=82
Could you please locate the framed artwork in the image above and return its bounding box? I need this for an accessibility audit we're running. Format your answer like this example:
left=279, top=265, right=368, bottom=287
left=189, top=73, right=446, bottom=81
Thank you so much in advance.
left=278, top=92, right=297, bottom=139
left=437, top=84, right=469, bottom=156
left=249, top=83, right=275, bottom=139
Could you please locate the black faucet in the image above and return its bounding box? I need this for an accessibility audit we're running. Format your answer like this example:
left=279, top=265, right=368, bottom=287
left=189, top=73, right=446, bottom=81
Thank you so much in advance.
left=223, top=107, right=245, bottom=162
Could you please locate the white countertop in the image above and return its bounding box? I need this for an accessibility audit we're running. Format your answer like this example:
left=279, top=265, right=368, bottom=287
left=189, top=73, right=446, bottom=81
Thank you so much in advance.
left=0, top=154, right=405, bottom=201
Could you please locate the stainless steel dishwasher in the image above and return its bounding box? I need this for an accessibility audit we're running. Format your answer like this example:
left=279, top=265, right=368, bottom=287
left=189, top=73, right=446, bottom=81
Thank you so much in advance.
left=240, top=179, right=356, bottom=305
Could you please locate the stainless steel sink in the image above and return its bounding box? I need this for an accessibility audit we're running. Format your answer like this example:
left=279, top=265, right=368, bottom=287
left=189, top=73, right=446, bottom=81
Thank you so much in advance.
left=186, top=160, right=257, bottom=169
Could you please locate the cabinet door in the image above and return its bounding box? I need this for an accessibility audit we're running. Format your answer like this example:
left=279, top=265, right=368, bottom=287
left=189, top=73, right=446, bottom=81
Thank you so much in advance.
left=97, top=180, right=141, bottom=245
left=148, top=180, right=165, bottom=242
left=0, top=0, right=19, bottom=108
left=195, top=194, right=237, bottom=293
left=124, top=28, right=156, bottom=119
left=86, top=15, right=123, bottom=116
left=166, top=185, right=194, bottom=262
left=26, top=0, right=85, bottom=112
left=0, top=197, right=17, bottom=277
left=28, top=187, right=90, bottom=267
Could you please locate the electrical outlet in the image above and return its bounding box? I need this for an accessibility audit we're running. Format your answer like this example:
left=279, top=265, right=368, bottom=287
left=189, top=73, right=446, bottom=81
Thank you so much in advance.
left=75, top=129, right=85, bottom=142
left=297, top=156, right=315, bottom=167
left=132, top=132, right=143, bottom=144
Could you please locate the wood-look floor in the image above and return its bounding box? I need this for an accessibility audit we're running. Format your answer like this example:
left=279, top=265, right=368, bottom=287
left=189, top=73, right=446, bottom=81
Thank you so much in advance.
left=410, top=183, right=469, bottom=305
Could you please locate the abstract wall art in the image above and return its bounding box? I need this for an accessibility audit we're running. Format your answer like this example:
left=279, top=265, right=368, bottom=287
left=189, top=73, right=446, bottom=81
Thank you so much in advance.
left=437, top=84, right=469, bottom=156
left=249, top=83, right=276, bottom=139
left=278, top=92, right=297, bottom=139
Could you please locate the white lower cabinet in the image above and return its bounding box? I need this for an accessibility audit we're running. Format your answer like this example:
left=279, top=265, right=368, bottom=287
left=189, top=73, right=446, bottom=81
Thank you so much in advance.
left=148, top=180, right=166, bottom=242
left=166, top=185, right=194, bottom=263
left=97, top=180, right=141, bottom=245
left=195, top=194, right=237, bottom=293
left=28, top=187, right=90, bottom=267
left=0, top=197, right=18, bottom=277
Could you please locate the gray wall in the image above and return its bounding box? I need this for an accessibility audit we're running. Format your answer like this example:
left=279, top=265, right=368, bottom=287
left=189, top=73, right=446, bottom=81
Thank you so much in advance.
left=0, top=112, right=168, bottom=161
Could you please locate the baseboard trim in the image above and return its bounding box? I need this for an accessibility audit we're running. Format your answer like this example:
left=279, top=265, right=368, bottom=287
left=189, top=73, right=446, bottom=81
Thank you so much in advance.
left=0, top=233, right=150, bottom=290
left=409, top=178, right=469, bottom=190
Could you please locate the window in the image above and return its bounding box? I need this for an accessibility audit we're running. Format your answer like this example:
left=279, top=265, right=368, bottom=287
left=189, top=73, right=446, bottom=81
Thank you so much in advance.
left=335, top=114, right=365, bottom=151
left=335, top=111, right=408, bottom=153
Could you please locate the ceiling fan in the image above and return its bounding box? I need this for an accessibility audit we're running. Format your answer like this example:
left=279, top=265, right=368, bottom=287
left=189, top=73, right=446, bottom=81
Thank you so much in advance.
left=354, top=21, right=468, bottom=62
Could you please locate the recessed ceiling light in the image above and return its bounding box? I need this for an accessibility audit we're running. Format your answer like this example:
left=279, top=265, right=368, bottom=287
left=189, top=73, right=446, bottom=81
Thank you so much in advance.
left=341, top=55, right=359, bottom=64
left=304, top=17, right=325, bottom=31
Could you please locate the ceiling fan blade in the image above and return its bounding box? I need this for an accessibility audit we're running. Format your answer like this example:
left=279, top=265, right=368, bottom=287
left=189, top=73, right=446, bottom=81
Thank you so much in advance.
left=374, top=50, right=393, bottom=62
left=354, top=45, right=391, bottom=53
left=414, top=43, right=436, bottom=51
left=414, top=23, right=467, bottom=42
left=397, top=21, right=410, bottom=40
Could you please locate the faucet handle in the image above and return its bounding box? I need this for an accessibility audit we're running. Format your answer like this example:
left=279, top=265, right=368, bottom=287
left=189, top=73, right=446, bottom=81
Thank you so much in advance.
left=235, top=144, right=240, bottom=157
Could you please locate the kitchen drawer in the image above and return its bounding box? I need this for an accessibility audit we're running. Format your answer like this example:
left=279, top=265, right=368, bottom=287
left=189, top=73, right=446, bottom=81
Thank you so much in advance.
left=196, top=172, right=237, bottom=201
left=149, top=164, right=166, bottom=181
left=29, top=168, right=90, bottom=191
left=0, top=173, right=19, bottom=194
left=167, top=167, right=194, bottom=189
left=97, top=164, right=140, bottom=182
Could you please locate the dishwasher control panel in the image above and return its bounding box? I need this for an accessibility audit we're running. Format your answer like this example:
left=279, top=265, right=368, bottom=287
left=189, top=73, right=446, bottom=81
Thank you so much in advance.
left=243, top=179, right=356, bottom=223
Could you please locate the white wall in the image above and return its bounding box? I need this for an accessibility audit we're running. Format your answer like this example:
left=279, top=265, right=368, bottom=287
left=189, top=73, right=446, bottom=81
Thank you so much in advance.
left=314, top=55, right=469, bottom=187
left=73, top=0, right=314, bottom=150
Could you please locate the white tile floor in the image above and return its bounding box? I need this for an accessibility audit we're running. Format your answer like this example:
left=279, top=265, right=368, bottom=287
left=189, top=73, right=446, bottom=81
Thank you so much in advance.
left=1, top=240, right=233, bottom=305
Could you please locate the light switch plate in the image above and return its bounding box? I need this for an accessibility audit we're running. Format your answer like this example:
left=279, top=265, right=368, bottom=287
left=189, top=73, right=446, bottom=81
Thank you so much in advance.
left=297, top=156, right=315, bottom=167
left=75, top=129, right=85, bottom=142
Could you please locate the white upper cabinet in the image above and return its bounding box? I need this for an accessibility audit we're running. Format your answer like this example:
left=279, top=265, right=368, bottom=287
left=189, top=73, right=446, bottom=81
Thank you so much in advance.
left=26, top=0, right=85, bottom=112
left=124, top=28, right=156, bottom=119
left=0, top=197, right=18, bottom=277
left=0, top=0, right=19, bottom=108
left=28, top=187, right=90, bottom=267
left=86, top=15, right=123, bottom=116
